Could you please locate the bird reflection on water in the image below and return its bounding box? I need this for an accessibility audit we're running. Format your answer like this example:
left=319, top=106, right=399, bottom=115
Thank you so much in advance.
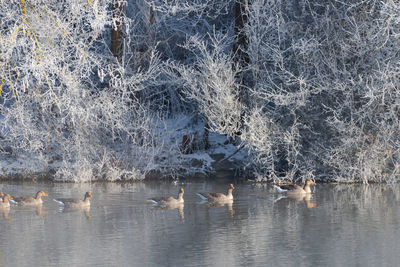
left=156, top=203, right=185, bottom=221
left=0, top=207, right=11, bottom=219
left=60, top=206, right=92, bottom=220
left=274, top=193, right=317, bottom=208
left=206, top=199, right=235, bottom=217
left=19, top=205, right=48, bottom=216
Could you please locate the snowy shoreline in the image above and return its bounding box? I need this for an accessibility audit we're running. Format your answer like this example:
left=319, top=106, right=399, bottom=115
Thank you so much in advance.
left=0, top=130, right=251, bottom=182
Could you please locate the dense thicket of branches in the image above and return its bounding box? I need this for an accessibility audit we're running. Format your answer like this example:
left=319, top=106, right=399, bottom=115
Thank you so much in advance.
left=0, top=0, right=399, bottom=183
left=242, top=0, right=400, bottom=183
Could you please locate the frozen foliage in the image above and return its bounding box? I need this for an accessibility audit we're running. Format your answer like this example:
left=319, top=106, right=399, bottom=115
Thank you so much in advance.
left=173, top=33, right=243, bottom=137
left=241, top=0, right=400, bottom=183
left=0, top=1, right=180, bottom=181
left=1, top=0, right=400, bottom=183
left=173, top=0, right=400, bottom=183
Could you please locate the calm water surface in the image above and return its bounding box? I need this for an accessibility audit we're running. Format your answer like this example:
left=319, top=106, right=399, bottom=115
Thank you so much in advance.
left=0, top=181, right=399, bottom=266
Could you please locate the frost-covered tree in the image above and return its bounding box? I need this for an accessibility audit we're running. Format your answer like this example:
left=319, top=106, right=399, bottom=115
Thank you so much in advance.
left=2, top=0, right=400, bottom=183
left=0, top=0, right=238, bottom=181
left=0, top=1, right=178, bottom=181
left=173, top=33, right=243, bottom=138
left=238, top=0, right=400, bottom=183
left=174, top=0, right=400, bottom=183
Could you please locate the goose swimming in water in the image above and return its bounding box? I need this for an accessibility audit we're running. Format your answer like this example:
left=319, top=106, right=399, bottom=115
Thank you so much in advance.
left=0, top=194, right=12, bottom=208
left=274, top=179, right=316, bottom=195
left=197, top=184, right=235, bottom=202
left=10, top=191, right=48, bottom=206
left=149, top=188, right=184, bottom=206
left=53, top=192, right=92, bottom=209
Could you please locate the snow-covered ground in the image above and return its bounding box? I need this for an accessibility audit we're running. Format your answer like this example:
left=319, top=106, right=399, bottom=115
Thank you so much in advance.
left=0, top=115, right=250, bottom=182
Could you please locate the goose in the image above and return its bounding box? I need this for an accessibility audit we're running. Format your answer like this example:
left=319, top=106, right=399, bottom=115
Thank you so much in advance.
left=197, top=184, right=235, bottom=202
left=53, top=192, right=92, bottom=208
left=0, top=194, right=12, bottom=208
left=274, top=179, right=316, bottom=195
left=149, top=188, right=184, bottom=206
left=10, top=191, right=48, bottom=206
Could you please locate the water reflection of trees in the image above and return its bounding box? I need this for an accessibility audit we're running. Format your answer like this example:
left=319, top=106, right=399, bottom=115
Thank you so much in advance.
left=318, top=183, right=400, bottom=211
left=278, top=184, right=400, bottom=266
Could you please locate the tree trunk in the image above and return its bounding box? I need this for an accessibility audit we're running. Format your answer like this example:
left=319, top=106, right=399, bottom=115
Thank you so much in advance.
left=204, top=121, right=210, bottom=150
left=232, top=0, right=251, bottom=140
left=233, top=0, right=250, bottom=67
left=111, top=0, right=124, bottom=62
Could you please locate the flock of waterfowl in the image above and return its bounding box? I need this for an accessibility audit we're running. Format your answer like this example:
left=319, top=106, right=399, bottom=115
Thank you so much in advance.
left=0, top=179, right=317, bottom=214
left=148, top=179, right=316, bottom=207
left=0, top=191, right=92, bottom=209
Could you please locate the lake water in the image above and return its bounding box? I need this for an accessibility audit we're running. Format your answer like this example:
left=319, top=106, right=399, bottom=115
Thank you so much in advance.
left=0, top=181, right=399, bottom=266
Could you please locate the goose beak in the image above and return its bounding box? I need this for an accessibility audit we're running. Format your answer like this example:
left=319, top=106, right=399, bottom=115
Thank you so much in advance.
left=43, top=193, right=48, bottom=197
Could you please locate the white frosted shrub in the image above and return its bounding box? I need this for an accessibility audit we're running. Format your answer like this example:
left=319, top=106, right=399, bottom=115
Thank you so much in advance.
left=0, top=1, right=178, bottom=181
left=173, top=33, right=242, bottom=138
left=242, top=0, right=400, bottom=182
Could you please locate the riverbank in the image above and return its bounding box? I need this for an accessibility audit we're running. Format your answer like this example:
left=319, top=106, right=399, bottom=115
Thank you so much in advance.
left=0, top=129, right=251, bottom=182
